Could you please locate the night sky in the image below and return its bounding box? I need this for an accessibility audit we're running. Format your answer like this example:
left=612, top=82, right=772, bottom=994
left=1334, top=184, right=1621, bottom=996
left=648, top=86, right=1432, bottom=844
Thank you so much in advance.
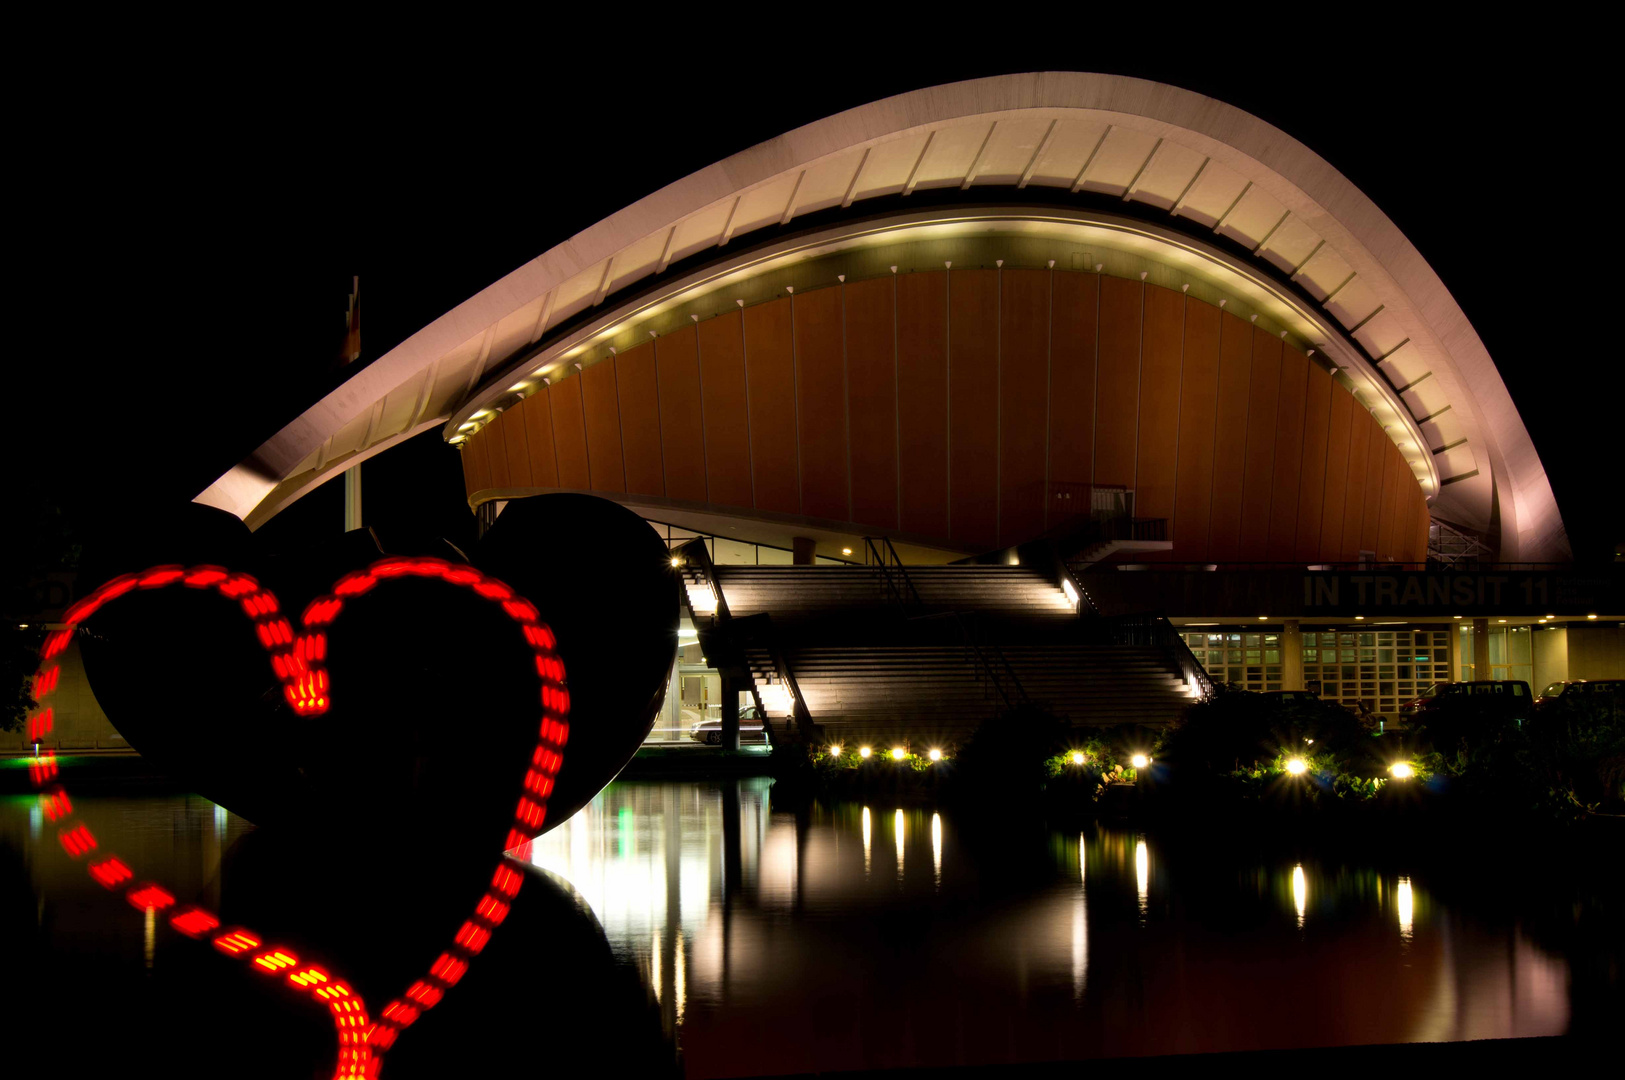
left=7, top=48, right=1616, bottom=592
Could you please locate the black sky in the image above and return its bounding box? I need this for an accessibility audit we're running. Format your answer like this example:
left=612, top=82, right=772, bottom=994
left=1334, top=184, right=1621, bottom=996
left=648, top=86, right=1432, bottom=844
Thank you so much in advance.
left=8, top=41, right=1618, bottom=579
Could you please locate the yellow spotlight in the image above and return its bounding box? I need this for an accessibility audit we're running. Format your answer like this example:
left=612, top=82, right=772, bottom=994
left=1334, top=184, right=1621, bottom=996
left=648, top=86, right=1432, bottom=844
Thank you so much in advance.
left=1130, top=753, right=1149, bottom=769
left=1389, top=762, right=1414, bottom=779
left=1070, top=751, right=1086, bottom=766
left=670, top=556, right=681, bottom=567
left=841, top=547, right=853, bottom=556
left=829, top=745, right=843, bottom=758
left=1587, top=614, right=1598, bottom=620
left=1355, top=615, right=1365, bottom=621
left=891, top=746, right=907, bottom=761
left=1453, top=615, right=1462, bottom=619
left=928, top=748, right=943, bottom=762
left=1258, top=615, right=1268, bottom=621
left=1498, top=619, right=1506, bottom=623
left=1285, top=757, right=1308, bottom=775
left=859, top=746, right=872, bottom=759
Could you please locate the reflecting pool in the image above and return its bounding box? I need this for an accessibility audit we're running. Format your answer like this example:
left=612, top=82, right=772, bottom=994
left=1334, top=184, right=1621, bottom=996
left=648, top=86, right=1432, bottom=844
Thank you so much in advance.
left=3, top=779, right=1604, bottom=1078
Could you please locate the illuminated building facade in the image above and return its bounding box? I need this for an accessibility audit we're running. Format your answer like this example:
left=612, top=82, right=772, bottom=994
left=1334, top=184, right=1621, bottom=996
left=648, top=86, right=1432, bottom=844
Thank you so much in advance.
left=8, top=74, right=1622, bottom=753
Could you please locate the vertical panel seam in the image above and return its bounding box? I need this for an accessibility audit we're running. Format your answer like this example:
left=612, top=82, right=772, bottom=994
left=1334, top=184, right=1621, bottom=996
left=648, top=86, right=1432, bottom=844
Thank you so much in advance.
left=842, top=280, right=852, bottom=524
left=741, top=310, right=758, bottom=509
left=693, top=333, right=710, bottom=504
left=945, top=270, right=952, bottom=539
left=1131, top=278, right=1144, bottom=504
left=512, top=396, right=532, bottom=488
left=653, top=343, right=671, bottom=498
left=995, top=266, right=1002, bottom=547
left=1090, top=270, right=1101, bottom=491
left=893, top=274, right=902, bottom=532
left=790, top=293, right=804, bottom=515
left=1169, top=295, right=1187, bottom=552
left=609, top=356, right=628, bottom=494
left=1043, top=268, right=1053, bottom=534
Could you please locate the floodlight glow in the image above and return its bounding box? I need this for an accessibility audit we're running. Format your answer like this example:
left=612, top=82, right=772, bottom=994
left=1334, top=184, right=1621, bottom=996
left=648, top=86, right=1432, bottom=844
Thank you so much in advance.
left=670, top=556, right=680, bottom=567
left=928, top=748, right=943, bottom=762
left=829, top=745, right=843, bottom=758
left=1388, top=762, right=1414, bottom=779
left=1062, top=579, right=1080, bottom=607
left=859, top=746, right=872, bottom=759
left=841, top=547, right=852, bottom=556
left=1070, top=751, right=1086, bottom=766
left=1285, top=757, right=1308, bottom=775
left=1130, top=754, right=1149, bottom=769
left=891, top=747, right=906, bottom=761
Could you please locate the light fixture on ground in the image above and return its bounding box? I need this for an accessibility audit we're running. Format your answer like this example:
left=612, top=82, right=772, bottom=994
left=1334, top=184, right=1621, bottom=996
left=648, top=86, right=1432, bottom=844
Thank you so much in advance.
left=829, top=745, right=843, bottom=758
left=928, top=748, right=943, bottom=762
left=1130, top=753, right=1149, bottom=769
left=1388, top=762, right=1414, bottom=779
left=891, top=746, right=907, bottom=761
left=1070, top=751, right=1086, bottom=766
left=1285, top=757, right=1308, bottom=775
left=670, top=556, right=681, bottom=567
left=859, top=746, right=872, bottom=759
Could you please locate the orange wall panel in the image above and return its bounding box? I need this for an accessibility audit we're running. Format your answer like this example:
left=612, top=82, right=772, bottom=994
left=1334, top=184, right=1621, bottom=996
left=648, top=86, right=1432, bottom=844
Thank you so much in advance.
left=896, top=271, right=949, bottom=538
left=845, top=276, right=898, bottom=530
left=948, top=269, right=999, bottom=550
left=1413, top=490, right=1431, bottom=566
left=1133, top=284, right=1183, bottom=530
left=550, top=380, right=591, bottom=492
left=459, top=438, right=477, bottom=500
left=1238, top=330, right=1281, bottom=558
left=580, top=358, right=625, bottom=493
left=1377, top=444, right=1405, bottom=562
left=520, top=390, right=559, bottom=489
left=614, top=342, right=664, bottom=497
left=486, top=410, right=512, bottom=490
left=697, top=311, right=753, bottom=509
left=1265, top=345, right=1309, bottom=560
left=655, top=326, right=707, bottom=503
left=501, top=401, right=533, bottom=488
left=465, top=427, right=491, bottom=497
left=1318, top=385, right=1353, bottom=563
left=794, top=287, right=849, bottom=521
left=999, top=269, right=1050, bottom=545
left=1359, top=412, right=1386, bottom=556
left=1339, top=405, right=1372, bottom=562
left=743, top=297, right=800, bottom=515
left=1293, top=364, right=1333, bottom=562
left=1207, top=311, right=1253, bottom=562
left=1171, top=297, right=1221, bottom=559
left=1093, top=275, right=1141, bottom=488
left=1047, top=272, right=1097, bottom=529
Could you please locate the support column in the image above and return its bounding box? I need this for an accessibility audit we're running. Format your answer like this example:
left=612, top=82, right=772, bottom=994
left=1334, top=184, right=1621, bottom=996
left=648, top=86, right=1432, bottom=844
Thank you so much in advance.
left=791, top=536, right=817, bottom=565
left=1471, top=617, right=1489, bottom=680
left=1450, top=620, right=1464, bottom=681
left=343, top=465, right=362, bottom=532
left=720, top=675, right=743, bottom=751
left=1281, top=620, right=1304, bottom=691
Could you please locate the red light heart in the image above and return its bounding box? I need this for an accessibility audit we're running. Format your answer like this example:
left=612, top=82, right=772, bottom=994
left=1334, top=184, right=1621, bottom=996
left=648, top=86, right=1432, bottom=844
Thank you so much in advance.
left=28, top=557, right=569, bottom=1078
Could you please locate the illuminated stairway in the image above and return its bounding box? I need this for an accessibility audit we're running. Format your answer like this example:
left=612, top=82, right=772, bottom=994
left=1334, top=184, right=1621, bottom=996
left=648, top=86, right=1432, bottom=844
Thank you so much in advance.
left=717, top=565, right=1193, bottom=743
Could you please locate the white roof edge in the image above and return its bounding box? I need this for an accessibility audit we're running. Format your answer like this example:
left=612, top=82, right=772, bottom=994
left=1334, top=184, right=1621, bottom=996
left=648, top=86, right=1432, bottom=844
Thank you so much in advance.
left=197, top=72, right=1564, bottom=559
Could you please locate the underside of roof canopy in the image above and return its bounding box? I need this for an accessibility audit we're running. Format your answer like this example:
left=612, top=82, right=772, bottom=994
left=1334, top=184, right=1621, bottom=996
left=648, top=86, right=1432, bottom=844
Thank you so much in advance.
left=196, top=72, right=1567, bottom=562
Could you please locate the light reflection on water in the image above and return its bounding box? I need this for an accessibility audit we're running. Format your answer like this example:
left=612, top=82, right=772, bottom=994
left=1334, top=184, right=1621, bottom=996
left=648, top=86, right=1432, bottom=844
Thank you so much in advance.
left=529, top=779, right=1572, bottom=1078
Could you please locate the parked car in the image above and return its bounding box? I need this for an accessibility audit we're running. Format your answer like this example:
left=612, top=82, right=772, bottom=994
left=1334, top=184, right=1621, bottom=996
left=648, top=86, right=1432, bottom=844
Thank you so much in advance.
left=1399, top=680, right=1533, bottom=721
left=1258, top=690, right=1321, bottom=705
left=1540, top=678, right=1618, bottom=704
left=689, top=706, right=768, bottom=745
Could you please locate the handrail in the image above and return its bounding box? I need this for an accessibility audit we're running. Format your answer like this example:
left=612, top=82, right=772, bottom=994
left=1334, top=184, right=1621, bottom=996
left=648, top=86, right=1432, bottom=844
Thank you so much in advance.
left=863, top=536, right=922, bottom=608
left=955, top=610, right=1030, bottom=710
left=729, top=614, right=815, bottom=739
left=1104, top=612, right=1212, bottom=702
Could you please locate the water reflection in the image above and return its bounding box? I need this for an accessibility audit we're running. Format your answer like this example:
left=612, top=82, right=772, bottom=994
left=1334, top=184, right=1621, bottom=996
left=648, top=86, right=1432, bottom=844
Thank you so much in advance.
left=1398, top=877, right=1415, bottom=942
left=3, top=783, right=1584, bottom=1078
left=523, top=780, right=1574, bottom=1076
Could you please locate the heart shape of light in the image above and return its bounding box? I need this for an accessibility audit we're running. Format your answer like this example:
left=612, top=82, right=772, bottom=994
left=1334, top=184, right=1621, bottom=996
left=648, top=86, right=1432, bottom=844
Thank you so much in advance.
left=29, top=556, right=568, bottom=1078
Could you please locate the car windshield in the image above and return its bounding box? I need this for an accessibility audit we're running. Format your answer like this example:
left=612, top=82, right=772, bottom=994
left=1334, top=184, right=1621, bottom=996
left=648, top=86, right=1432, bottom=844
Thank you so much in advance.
left=1419, top=683, right=1451, bottom=698
left=1542, top=682, right=1568, bottom=697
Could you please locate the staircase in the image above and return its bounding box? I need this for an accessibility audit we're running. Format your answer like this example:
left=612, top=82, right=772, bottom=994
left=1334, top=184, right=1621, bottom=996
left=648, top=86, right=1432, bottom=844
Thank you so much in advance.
left=708, top=562, right=1194, bottom=744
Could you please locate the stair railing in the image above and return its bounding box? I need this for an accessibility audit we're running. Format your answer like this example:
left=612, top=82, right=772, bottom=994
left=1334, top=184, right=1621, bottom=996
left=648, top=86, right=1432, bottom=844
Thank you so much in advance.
left=955, top=609, right=1030, bottom=710
left=863, top=536, right=922, bottom=610
left=1106, top=612, right=1212, bottom=702
left=729, top=614, right=815, bottom=740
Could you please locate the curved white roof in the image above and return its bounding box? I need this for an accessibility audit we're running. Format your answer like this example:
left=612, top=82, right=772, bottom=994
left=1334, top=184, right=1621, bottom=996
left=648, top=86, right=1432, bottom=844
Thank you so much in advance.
left=198, top=72, right=1565, bottom=560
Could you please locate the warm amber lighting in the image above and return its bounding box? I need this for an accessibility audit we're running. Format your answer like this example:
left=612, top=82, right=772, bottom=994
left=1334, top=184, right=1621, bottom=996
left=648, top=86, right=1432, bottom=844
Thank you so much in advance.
left=1354, top=615, right=1365, bottom=620
left=1070, top=751, right=1086, bottom=766
left=841, top=547, right=853, bottom=556
left=858, top=746, right=872, bottom=759
left=1130, top=753, right=1149, bottom=769
left=891, top=746, right=907, bottom=761
left=829, top=745, right=843, bottom=758
left=928, top=748, right=943, bottom=762
left=1285, top=757, right=1308, bottom=775
left=670, top=556, right=681, bottom=567
left=1292, top=864, right=1307, bottom=926
left=1397, top=877, right=1414, bottom=938
left=1389, top=762, right=1414, bottom=779
left=1587, top=614, right=1598, bottom=620
left=1258, top=615, right=1268, bottom=621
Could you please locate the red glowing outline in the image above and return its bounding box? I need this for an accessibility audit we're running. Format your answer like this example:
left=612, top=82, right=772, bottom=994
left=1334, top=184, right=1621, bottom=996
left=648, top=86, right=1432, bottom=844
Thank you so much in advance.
left=24, top=556, right=570, bottom=1078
